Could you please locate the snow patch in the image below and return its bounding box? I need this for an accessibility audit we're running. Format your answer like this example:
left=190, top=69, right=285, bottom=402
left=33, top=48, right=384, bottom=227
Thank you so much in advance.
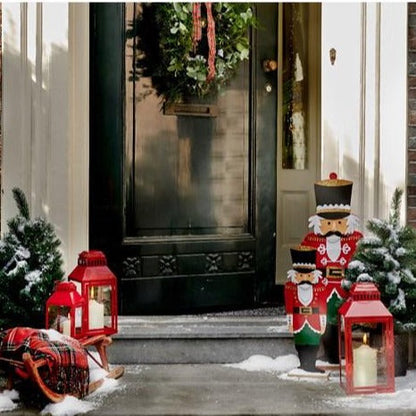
left=224, top=354, right=299, bottom=374
left=89, top=377, right=119, bottom=396
left=24, top=269, right=42, bottom=291
left=266, top=325, right=288, bottom=334
left=278, top=367, right=330, bottom=383
left=396, top=247, right=407, bottom=257
left=40, top=396, right=95, bottom=416
left=0, top=390, right=19, bottom=411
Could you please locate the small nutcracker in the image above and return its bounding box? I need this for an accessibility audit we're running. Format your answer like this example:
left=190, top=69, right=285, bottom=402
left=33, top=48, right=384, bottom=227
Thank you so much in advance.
left=284, top=246, right=327, bottom=372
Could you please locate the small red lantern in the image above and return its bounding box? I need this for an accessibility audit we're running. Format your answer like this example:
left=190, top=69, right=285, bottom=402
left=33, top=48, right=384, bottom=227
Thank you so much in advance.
left=338, top=282, right=395, bottom=394
left=68, top=251, right=118, bottom=337
left=46, top=281, right=85, bottom=339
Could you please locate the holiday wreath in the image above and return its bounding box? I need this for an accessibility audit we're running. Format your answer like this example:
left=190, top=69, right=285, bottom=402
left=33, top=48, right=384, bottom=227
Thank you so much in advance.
left=129, top=3, right=256, bottom=103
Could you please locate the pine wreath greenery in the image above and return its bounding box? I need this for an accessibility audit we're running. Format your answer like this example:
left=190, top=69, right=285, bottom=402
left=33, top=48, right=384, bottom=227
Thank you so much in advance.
left=0, top=188, right=64, bottom=329
left=127, top=3, right=256, bottom=103
left=344, top=188, right=416, bottom=332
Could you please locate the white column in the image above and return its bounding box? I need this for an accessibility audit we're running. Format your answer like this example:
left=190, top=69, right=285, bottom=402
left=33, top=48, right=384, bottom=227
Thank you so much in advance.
left=321, top=3, right=407, bottom=226
left=1, top=3, right=90, bottom=272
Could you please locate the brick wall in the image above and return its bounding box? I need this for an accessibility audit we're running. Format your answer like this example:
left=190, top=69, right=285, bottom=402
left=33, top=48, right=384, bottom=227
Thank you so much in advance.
left=409, top=4, right=416, bottom=227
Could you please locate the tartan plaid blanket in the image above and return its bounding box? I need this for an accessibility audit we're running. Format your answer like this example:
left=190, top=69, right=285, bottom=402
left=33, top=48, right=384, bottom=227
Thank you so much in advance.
left=0, top=327, right=89, bottom=398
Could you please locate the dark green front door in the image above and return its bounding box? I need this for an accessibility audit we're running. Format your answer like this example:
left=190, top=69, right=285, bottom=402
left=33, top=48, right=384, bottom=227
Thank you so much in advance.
left=90, top=3, right=278, bottom=314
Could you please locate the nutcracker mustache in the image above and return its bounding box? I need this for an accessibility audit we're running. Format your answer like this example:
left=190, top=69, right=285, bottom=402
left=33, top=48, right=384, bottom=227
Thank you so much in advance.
left=324, top=231, right=343, bottom=238
left=298, top=281, right=313, bottom=285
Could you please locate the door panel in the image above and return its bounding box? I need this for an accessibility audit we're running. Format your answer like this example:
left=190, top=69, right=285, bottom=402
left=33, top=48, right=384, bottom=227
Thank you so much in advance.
left=90, top=3, right=277, bottom=314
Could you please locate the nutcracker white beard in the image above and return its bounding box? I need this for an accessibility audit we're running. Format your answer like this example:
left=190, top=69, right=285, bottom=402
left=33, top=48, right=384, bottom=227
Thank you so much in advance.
left=297, top=283, right=313, bottom=306
left=326, top=235, right=341, bottom=262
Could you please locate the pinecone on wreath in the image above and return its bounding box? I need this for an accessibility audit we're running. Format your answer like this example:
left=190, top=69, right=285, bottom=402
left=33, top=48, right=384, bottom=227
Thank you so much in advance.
left=0, top=188, right=64, bottom=329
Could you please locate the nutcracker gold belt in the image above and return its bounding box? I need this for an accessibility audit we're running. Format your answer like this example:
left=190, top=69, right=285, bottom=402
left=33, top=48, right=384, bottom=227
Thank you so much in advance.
left=324, top=266, right=344, bottom=279
left=293, top=307, right=319, bottom=315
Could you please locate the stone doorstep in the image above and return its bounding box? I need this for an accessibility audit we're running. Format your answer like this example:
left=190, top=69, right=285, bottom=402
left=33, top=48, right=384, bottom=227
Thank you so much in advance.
left=108, top=314, right=296, bottom=365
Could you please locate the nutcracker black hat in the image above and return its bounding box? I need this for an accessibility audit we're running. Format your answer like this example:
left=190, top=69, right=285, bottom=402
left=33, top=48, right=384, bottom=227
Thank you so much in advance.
left=314, top=172, right=353, bottom=219
left=290, top=246, right=316, bottom=273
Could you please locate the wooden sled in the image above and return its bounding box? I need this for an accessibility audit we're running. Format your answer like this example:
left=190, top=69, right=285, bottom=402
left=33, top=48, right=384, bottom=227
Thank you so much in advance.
left=0, top=334, right=124, bottom=403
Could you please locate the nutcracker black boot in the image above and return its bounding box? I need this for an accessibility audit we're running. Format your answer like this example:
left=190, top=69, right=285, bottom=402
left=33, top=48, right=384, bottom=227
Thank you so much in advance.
left=295, top=345, right=322, bottom=372
left=321, top=324, right=340, bottom=364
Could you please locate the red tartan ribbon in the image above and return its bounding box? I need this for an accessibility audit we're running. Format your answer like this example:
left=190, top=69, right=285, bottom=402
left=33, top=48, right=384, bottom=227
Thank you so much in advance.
left=192, top=2, right=216, bottom=82
left=192, top=3, right=202, bottom=51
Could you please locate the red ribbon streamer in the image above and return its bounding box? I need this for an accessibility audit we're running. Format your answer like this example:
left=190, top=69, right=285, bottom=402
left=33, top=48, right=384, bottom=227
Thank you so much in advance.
left=192, top=3, right=202, bottom=53
left=192, top=2, right=216, bottom=82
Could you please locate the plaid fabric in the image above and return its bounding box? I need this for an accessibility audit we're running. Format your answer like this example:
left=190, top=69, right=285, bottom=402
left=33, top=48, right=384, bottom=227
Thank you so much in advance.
left=0, top=327, right=89, bottom=398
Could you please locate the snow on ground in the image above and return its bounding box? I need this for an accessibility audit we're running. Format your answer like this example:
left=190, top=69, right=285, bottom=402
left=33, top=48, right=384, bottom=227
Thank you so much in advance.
left=40, top=396, right=95, bottom=416
left=0, top=390, right=19, bottom=412
left=227, top=354, right=416, bottom=410
left=225, top=353, right=334, bottom=383
left=224, top=353, right=300, bottom=374
left=331, top=369, right=416, bottom=410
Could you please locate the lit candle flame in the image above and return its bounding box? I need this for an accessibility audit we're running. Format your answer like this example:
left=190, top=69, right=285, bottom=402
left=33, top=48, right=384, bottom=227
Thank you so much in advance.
left=363, top=333, right=368, bottom=345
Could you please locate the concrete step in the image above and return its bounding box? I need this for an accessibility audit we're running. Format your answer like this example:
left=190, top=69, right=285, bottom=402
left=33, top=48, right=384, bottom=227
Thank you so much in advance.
left=108, top=310, right=296, bottom=364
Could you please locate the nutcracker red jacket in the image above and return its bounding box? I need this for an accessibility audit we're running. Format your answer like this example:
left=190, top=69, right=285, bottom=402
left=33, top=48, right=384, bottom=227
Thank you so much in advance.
left=284, top=280, right=327, bottom=334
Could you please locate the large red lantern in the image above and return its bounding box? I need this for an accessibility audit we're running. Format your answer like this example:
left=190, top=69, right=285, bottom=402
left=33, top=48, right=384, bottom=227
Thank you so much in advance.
left=68, top=251, right=118, bottom=337
left=338, top=282, right=395, bottom=394
left=46, top=281, right=85, bottom=339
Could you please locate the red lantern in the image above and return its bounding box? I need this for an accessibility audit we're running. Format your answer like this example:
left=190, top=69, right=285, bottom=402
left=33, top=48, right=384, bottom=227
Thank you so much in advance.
left=46, top=281, right=85, bottom=339
left=68, top=251, right=118, bottom=337
left=338, top=282, right=395, bottom=394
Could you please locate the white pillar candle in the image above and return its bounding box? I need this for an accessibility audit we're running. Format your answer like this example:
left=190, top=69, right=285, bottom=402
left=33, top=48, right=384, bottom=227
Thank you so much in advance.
left=89, top=299, right=104, bottom=330
left=353, top=343, right=377, bottom=387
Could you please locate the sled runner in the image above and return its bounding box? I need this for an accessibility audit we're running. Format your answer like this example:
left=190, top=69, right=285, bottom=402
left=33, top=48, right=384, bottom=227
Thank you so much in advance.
left=0, top=329, right=124, bottom=403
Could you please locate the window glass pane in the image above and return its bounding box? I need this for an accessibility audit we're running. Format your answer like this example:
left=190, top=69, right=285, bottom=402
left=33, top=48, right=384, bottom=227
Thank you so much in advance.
left=282, top=3, right=309, bottom=170
left=125, top=3, right=250, bottom=236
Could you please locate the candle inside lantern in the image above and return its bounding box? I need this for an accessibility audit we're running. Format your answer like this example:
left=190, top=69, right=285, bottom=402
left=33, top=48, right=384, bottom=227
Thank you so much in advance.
left=89, top=287, right=104, bottom=330
left=61, top=316, right=71, bottom=336
left=353, top=333, right=377, bottom=387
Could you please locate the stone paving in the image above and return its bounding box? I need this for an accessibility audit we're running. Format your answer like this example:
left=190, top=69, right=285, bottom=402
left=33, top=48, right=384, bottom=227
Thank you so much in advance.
left=4, top=363, right=416, bottom=415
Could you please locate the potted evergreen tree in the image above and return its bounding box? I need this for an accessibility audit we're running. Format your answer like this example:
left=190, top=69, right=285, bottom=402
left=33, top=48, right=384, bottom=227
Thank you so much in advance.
left=344, top=188, right=416, bottom=376
left=0, top=188, right=64, bottom=329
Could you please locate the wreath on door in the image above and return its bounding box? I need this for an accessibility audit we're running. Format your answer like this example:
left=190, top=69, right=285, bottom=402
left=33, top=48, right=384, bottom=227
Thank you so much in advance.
left=128, top=3, right=256, bottom=103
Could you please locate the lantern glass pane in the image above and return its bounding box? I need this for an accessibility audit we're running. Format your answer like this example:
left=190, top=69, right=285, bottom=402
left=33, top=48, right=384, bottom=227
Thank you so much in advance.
left=48, top=305, right=71, bottom=336
left=100, top=285, right=113, bottom=328
left=74, top=306, right=83, bottom=336
left=88, top=285, right=105, bottom=330
left=351, top=323, right=387, bottom=389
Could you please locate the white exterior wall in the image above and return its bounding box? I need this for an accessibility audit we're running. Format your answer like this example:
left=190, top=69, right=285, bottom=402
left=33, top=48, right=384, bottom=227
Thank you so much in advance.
left=322, top=3, right=407, bottom=227
left=1, top=3, right=89, bottom=272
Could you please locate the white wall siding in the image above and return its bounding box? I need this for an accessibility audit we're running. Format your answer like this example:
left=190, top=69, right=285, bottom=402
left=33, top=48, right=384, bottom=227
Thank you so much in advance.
left=322, top=3, right=407, bottom=227
left=1, top=3, right=89, bottom=272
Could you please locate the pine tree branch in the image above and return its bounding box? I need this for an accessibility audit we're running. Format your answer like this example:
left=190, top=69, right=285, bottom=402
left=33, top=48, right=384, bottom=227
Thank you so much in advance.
left=389, top=187, right=403, bottom=228
left=12, top=188, right=30, bottom=220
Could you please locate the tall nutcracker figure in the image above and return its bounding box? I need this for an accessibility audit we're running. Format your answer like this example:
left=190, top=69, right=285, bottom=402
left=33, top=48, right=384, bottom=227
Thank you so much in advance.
left=301, top=173, right=363, bottom=363
left=284, top=246, right=327, bottom=372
